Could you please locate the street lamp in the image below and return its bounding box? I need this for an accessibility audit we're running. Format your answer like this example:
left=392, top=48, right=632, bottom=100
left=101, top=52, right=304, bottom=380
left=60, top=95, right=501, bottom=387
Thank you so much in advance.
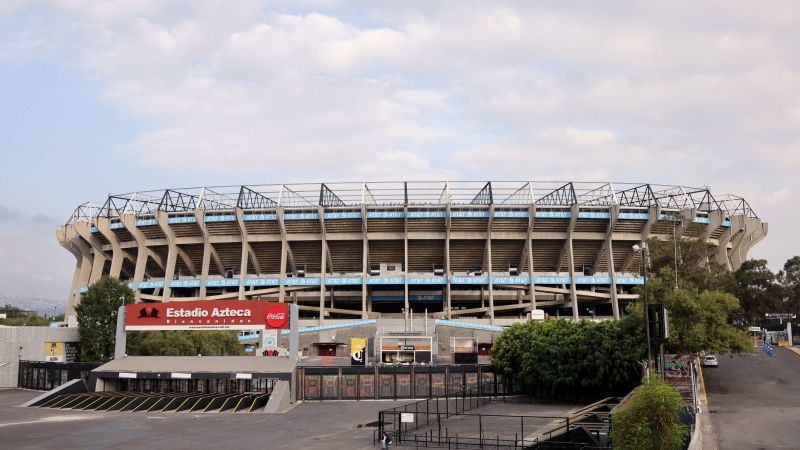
left=633, top=243, right=653, bottom=373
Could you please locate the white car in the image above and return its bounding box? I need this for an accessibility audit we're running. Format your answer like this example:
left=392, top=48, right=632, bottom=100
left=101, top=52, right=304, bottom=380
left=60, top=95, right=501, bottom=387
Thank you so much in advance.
left=703, top=355, right=719, bottom=367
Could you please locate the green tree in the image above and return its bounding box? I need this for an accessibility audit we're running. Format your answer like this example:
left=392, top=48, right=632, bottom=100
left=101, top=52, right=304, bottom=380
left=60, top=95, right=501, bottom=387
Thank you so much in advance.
left=611, top=375, right=689, bottom=450
left=75, top=277, right=135, bottom=362
left=778, top=256, right=800, bottom=317
left=730, top=259, right=781, bottom=326
left=492, top=318, right=645, bottom=396
left=129, top=331, right=244, bottom=356
left=627, top=271, right=751, bottom=355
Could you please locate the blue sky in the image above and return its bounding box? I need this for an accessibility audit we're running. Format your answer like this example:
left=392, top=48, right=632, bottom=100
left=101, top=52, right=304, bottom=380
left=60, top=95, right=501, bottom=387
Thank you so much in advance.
left=1, top=1, right=799, bottom=302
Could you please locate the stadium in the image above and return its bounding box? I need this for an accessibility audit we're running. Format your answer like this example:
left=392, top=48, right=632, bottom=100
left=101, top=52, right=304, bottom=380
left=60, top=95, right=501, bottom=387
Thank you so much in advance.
left=57, top=181, right=767, bottom=328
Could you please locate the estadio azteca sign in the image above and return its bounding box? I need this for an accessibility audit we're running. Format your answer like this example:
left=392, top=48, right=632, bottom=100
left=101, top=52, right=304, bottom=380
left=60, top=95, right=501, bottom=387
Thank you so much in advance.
left=125, top=300, right=289, bottom=331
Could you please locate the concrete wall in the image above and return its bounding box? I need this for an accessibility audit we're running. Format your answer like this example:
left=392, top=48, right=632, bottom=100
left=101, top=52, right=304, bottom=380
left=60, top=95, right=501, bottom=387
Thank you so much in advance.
left=0, top=326, right=80, bottom=388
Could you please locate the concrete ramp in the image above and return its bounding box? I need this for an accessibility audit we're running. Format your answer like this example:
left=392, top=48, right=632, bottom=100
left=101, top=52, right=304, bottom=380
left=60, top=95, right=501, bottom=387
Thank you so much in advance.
left=263, top=380, right=292, bottom=413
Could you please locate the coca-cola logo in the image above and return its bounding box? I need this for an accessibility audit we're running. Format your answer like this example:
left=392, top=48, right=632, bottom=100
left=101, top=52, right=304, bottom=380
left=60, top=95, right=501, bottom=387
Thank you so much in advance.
left=265, top=304, right=289, bottom=329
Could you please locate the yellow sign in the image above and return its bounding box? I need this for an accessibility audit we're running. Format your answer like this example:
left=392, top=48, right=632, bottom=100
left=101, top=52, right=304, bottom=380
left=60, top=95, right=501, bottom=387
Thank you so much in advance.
left=351, top=338, right=367, bottom=365
left=44, top=342, right=65, bottom=362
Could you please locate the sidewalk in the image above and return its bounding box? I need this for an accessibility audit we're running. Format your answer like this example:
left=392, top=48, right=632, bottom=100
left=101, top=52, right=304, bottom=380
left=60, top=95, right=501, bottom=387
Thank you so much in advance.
left=694, top=359, right=718, bottom=450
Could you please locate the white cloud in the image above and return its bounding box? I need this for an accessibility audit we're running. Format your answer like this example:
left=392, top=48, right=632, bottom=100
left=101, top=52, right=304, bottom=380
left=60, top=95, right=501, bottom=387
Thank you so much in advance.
left=2, top=0, right=800, bottom=274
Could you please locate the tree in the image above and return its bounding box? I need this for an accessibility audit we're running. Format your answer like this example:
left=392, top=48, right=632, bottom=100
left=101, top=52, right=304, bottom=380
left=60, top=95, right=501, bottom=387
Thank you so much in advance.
left=75, top=277, right=135, bottom=362
left=730, top=259, right=780, bottom=326
left=645, top=236, right=732, bottom=292
left=627, top=271, right=751, bottom=355
left=128, top=331, right=244, bottom=356
left=778, top=256, right=800, bottom=317
left=611, top=375, right=689, bottom=450
left=491, top=318, right=645, bottom=397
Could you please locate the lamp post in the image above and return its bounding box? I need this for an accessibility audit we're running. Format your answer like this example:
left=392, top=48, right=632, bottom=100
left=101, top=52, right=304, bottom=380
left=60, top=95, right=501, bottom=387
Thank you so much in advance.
left=633, top=243, right=653, bottom=373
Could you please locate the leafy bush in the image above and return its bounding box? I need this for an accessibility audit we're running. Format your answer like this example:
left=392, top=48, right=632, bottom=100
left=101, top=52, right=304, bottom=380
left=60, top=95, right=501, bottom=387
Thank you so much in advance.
left=491, top=318, right=645, bottom=397
left=611, top=375, right=689, bottom=450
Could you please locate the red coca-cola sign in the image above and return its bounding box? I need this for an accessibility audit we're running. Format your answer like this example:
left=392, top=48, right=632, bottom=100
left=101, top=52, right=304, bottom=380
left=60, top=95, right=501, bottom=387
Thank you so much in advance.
left=265, top=303, right=289, bottom=329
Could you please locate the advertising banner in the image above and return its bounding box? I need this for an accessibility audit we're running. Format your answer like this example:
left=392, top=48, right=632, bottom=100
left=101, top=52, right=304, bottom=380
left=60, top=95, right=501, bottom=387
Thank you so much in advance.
left=125, top=300, right=289, bottom=331
left=44, top=342, right=65, bottom=362
left=351, top=338, right=367, bottom=366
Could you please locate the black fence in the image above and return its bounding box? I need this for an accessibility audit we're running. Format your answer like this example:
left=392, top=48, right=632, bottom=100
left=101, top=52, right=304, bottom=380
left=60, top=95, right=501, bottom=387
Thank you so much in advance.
left=18, top=360, right=101, bottom=391
left=377, top=385, right=618, bottom=449
left=299, top=364, right=505, bottom=401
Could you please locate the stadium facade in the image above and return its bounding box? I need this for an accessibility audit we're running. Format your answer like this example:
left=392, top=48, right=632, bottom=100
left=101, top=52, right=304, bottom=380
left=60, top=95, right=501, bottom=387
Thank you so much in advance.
left=57, top=181, right=767, bottom=326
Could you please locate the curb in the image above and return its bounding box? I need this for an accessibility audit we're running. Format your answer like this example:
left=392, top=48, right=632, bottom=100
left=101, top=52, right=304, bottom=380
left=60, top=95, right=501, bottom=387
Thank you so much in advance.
left=695, top=357, right=718, bottom=450
left=787, top=346, right=800, bottom=357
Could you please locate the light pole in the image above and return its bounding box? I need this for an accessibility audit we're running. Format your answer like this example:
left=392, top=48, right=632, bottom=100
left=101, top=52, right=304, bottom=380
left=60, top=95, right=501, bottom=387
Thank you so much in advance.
left=633, top=243, right=653, bottom=373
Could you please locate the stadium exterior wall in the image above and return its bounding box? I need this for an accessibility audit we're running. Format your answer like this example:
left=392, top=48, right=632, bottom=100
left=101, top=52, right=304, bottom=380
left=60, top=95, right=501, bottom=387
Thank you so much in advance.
left=56, top=182, right=767, bottom=326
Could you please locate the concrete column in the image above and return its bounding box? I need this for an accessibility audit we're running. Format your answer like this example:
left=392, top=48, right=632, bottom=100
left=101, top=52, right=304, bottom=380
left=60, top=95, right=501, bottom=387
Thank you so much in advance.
left=132, top=243, right=148, bottom=302
left=527, top=205, right=536, bottom=309
left=278, top=208, right=287, bottom=303
left=319, top=206, right=327, bottom=324
left=567, top=204, right=579, bottom=320
left=199, top=242, right=211, bottom=298
left=361, top=205, right=368, bottom=319
left=487, top=204, right=495, bottom=323
left=608, top=205, right=620, bottom=319
left=403, top=206, right=409, bottom=314
left=444, top=204, right=452, bottom=319
left=161, top=245, right=178, bottom=300
left=88, top=250, right=106, bottom=284
left=236, top=208, right=249, bottom=298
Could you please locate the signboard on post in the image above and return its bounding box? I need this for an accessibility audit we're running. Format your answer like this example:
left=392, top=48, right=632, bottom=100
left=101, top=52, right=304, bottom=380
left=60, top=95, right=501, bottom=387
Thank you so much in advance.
left=351, top=338, right=367, bottom=366
left=124, top=300, right=289, bottom=331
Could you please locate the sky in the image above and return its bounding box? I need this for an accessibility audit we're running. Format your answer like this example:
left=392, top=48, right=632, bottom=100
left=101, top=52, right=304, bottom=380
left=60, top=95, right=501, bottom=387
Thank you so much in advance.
left=1, top=1, right=799, bottom=303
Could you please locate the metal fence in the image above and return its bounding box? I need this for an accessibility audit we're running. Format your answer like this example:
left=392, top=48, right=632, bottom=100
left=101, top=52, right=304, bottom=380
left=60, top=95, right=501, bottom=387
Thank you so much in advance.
left=17, top=360, right=101, bottom=391
left=376, top=383, right=613, bottom=449
left=298, top=364, right=504, bottom=401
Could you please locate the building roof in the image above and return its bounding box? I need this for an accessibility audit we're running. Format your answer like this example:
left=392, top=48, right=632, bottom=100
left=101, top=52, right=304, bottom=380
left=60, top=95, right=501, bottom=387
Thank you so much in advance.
left=92, top=356, right=297, bottom=374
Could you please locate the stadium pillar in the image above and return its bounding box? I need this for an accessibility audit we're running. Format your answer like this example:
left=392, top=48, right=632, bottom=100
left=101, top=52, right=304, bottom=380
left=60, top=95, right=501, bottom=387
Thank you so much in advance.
left=607, top=205, right=620, bottom=320
left=445, top=204, right=452, bottom=319
left=361, top=205, right=368, bottom=319
left=526, top=204, right=536, bottom=309
left=88, top=248, right=107, bottom=284
left=403, top=206, right=409, bottom=316
left=199, top=242, right=211, bottom=298
left=278, top=207, right=288, bottom=303
left=486, top=204, right=495, bottom=324
left=161, top=245, right=178, bottom=300
left=567, top=205, right=579, bottom=320
left=319, top=206, right=327, bottom=324
left=96, top=219, right=124, bottom=279
left=236, top=208, right=250, bottom=298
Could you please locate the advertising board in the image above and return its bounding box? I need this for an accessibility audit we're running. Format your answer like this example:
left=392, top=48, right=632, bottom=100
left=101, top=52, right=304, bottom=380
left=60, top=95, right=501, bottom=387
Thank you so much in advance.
left=125, top=300, right=289, bottom=331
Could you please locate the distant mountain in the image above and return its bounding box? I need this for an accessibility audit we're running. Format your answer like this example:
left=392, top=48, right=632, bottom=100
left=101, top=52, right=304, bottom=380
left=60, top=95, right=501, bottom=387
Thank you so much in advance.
left=0, top=292, right=66, bottom=317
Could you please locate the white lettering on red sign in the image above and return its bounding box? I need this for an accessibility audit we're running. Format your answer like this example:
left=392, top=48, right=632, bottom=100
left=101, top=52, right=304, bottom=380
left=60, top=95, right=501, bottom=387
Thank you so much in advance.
left=166, top=307, right=252, bottom=318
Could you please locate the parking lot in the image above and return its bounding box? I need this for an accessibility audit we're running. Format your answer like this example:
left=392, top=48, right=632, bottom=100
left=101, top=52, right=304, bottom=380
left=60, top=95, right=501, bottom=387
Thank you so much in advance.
left=703, top=347, right=800, bottom=449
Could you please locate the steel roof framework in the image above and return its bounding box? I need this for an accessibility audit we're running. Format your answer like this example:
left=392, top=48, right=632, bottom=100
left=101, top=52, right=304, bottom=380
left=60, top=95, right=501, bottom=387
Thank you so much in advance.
left=65, top=181, right=759, bottom=225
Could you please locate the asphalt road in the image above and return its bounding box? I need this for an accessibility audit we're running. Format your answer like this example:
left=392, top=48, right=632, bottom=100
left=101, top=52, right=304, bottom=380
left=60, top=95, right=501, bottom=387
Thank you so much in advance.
left=703, top=347, right=800, bottom=450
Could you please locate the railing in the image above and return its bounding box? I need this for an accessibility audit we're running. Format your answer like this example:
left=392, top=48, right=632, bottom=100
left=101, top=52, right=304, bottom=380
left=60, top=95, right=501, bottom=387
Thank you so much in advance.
left=17, top=360, right=101, bottom=391
left=376, top=384, right=621, bottom=449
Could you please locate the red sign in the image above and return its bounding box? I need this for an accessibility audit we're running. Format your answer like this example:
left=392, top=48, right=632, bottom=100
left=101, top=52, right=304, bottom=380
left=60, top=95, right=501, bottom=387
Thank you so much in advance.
left=125, top=300, right=289, bottom=331
left=265, top=304, right=289, bottom=329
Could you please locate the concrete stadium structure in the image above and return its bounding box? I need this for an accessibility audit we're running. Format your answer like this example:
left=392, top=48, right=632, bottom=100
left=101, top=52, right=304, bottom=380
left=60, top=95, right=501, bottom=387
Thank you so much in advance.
left=57, top=181, right=767, bottom=326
